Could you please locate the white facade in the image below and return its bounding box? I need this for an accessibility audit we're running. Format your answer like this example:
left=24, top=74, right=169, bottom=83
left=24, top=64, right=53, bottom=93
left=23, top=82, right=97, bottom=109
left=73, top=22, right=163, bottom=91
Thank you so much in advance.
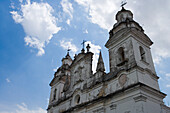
left=47, top=7, right=170, bottom=113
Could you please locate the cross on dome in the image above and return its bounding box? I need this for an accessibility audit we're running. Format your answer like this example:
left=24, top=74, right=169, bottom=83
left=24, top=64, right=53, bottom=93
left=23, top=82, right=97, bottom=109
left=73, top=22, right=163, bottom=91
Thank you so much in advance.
left=81, top=40, right=86, bottom=53
left=121, top=0, right=127, bottom=8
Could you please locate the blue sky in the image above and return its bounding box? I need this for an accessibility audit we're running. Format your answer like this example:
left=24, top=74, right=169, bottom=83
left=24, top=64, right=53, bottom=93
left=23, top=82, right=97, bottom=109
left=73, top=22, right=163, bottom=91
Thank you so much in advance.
left=0, top=0, right=170, bottom=112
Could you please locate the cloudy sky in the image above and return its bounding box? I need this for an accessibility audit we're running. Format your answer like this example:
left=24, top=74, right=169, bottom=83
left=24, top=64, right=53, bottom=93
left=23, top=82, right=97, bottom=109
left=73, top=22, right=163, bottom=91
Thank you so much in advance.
left=0, top=0, right=170, bottom=112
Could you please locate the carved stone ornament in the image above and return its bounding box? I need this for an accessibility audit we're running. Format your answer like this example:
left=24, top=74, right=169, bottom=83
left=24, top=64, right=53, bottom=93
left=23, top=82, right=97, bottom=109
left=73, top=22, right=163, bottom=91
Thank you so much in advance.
left=118, top=74, right=127, bottom=86
left=133, top=95, right=147, bottom=102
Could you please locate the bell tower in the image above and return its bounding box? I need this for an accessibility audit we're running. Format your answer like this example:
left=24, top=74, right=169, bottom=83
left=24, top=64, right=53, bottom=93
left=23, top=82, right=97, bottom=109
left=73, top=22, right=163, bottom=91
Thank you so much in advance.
left=105, top=7, right=159, bottom=90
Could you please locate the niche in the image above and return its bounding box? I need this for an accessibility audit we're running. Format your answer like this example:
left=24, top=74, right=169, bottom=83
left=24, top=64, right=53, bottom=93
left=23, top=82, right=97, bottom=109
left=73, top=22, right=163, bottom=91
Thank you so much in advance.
left=53, top=88, right=57, bottom=101
left=74, top=94, right=80, bottom=104
left=139, top=46, right=146, bottom=62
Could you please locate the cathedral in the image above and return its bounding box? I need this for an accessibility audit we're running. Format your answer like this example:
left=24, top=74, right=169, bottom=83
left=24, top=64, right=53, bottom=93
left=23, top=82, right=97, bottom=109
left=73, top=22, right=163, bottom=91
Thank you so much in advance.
left=47, top=7, right=170, bottom=113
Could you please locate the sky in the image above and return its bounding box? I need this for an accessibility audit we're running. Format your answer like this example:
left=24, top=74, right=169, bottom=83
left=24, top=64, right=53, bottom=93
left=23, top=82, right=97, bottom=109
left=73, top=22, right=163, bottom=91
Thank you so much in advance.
left=0, top=0, right=170, bottom=112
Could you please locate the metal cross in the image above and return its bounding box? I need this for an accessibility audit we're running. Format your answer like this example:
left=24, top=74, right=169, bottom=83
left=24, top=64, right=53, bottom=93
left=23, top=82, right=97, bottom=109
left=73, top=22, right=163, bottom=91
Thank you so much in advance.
left=121, top=0, right=127, bottom=7
left=81, top=40, right=86, bottom=49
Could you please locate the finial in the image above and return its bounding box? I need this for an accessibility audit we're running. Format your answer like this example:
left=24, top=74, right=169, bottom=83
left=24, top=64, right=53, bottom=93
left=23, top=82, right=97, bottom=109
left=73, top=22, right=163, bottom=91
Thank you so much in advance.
left=74, top=54, right=77, bottom=59
left=81, top=48, right=85, bottom=53
left=67, top=47, right=71, bottom=55
left=86, top=44, right=90, bottom=52
left=121, top=0, right=127, bottom=8
left=81, top=40, right=86, bottom=53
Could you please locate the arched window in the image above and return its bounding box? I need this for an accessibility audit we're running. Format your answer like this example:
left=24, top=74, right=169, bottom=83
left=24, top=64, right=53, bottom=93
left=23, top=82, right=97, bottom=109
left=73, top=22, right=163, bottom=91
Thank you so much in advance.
left=139, top=46, right=146, bottom=62
left=118, top=47, right=125, bottom=62
left=53, top=88, right=57, bottom=100
left=75, top=94, right=80, bottom=104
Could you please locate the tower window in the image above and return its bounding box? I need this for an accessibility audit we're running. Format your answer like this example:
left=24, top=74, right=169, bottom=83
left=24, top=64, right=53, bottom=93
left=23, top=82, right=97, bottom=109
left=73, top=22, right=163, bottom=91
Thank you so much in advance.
left=117, top=47, right=128, bottom=66
left=53, top=88, right=57, bottom=101
left=118, top=47, right=125, bottom=62
left=139, top=46, right=146, bottom=62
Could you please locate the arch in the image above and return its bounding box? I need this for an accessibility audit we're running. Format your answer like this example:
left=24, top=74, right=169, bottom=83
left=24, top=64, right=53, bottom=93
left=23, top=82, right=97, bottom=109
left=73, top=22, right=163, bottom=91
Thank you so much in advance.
left=74, top=94, right=80, bottom=104
left=139, top=46, right=146, bottom=62
left=118, top=47, right=125, bottom=63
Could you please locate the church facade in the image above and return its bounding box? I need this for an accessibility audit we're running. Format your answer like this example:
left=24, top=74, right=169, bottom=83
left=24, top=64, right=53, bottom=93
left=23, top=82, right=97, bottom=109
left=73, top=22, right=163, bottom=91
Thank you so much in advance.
left=47, top=7, right=170, bottom=113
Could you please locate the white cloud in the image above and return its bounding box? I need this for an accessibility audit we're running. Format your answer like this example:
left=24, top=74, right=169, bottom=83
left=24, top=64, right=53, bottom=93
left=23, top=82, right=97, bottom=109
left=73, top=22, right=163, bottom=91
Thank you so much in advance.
left=19, top=0, right=23, bottom=3
left=166, top=73, right=170, bottom=77
left=85, top=41, right=101, bottom=73
left=166, top=84, right=170, bottom=88
left=60, top=39, right=78, bottom=55
left=61, top=0, right=73, bottom=25
left=53, top=67, right=58, bottom=72
left=10, top=2, right=15, bottom=9
left=0, top=103, right=46, bottom=113
left=75, top=0, right=119, bottom=30
left=11, top=0, right=61, bottom=56
left=6, top=78, right=10, bottom=83
left=83, top=29, right=88, bottom=34
left=10, top=11, right=23, bottom=23
left=66, top=19, right=70, bottom=25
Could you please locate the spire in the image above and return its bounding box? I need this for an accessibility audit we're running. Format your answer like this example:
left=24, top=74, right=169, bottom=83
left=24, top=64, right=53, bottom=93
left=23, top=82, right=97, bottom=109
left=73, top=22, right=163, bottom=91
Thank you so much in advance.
left=96, top=51, right=105, bottom=72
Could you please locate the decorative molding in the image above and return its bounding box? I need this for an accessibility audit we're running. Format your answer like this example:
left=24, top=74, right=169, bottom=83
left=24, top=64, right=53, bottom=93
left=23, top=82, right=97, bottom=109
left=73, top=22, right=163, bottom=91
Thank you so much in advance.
left=93, top=107, right=105, bottom=113
left=133, top=95, right=147, bottom=102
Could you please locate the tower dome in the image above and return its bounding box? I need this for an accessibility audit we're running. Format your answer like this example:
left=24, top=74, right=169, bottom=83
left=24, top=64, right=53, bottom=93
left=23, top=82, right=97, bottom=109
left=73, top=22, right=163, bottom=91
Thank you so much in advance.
left=108, top=7, right=144, bottom=38
left=62, top=52, right=72, bottom=66
left=116, top=7, right=133, bottom=23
